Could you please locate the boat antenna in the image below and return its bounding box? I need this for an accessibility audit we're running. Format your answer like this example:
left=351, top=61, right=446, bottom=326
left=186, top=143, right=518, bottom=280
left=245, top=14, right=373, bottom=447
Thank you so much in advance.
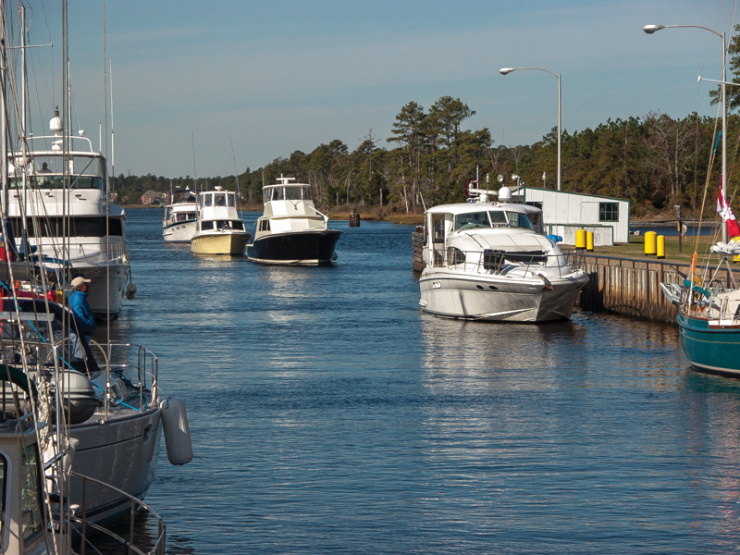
left=191, top=131, right=197, bottom=193
left=229, top=131, right=243, bottom=217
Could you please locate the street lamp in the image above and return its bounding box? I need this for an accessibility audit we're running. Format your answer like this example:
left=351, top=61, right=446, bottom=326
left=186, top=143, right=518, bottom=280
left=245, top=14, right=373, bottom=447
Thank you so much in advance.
left=499, top=67, right=562, bottom=191
left=643, top=23, right=727, bottom=241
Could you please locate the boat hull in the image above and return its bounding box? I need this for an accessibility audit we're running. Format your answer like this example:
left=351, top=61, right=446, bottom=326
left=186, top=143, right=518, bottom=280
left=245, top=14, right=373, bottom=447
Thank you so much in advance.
left=419, top=271, right=587, bottom=322
left=247, top=229, right=342, bottom=265
left=191, top=232, right=249, bottom=255
left=52, top=407, right=162, bottom=528
left=678, top=311, right=740, bottom=375
left=163, top=220, right=197, bottom=243
left=76, top=262, right=130, bottom=320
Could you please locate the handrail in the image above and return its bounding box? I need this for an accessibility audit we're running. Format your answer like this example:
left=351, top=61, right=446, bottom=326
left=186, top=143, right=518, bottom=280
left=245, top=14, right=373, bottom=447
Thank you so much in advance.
left=308, top=205, right=329, bottom=223
left=68, top=469, right=166, bottom=555
left=426, top=245, right=577, bottom=280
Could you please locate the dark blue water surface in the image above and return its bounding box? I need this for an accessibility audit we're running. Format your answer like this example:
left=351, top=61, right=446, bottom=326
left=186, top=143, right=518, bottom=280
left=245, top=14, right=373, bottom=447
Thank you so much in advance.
left=110, top=209, right=740, bottom=554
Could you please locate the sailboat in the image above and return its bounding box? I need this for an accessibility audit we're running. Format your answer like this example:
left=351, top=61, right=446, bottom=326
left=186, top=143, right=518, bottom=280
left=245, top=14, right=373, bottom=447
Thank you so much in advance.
left=0, top=0, right=194, bottom=530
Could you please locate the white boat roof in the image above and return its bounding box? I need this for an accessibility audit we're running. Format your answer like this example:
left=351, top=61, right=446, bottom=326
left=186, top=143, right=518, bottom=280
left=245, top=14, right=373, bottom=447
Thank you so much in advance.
left=426, top=201, right=541, bottom=216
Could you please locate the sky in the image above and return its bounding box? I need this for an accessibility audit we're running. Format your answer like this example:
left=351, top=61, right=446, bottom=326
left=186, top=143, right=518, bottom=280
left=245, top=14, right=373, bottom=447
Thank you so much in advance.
left=17, top=0, right=739, bottom=177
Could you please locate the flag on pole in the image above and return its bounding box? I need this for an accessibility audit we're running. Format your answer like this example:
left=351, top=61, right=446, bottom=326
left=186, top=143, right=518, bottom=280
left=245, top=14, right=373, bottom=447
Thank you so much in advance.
left=717, top=182, right=740, bottom=238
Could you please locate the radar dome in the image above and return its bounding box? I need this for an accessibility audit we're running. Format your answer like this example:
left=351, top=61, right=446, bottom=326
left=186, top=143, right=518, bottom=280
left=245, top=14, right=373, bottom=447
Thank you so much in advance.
left=49, top=108, right=63, bottom=135
left=498, top=186, right=512, bottom=203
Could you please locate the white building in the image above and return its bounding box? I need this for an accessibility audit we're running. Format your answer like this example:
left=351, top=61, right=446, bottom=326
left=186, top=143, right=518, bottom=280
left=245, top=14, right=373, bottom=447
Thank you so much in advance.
left=512, top=187, right=630, bottom=246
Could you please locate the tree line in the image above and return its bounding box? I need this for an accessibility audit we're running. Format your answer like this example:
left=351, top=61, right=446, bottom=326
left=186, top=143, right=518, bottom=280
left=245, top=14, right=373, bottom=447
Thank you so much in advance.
left=112, top=105, right=740, bottom=219
left=114, top=26, right=740, bottom=218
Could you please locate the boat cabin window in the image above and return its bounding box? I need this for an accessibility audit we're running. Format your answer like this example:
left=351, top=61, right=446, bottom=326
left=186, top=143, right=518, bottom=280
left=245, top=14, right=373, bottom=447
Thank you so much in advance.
left=259, top=219, right=271, bottom=232
left=285, top=186, right=311, bottom=200
left=527, top=212, right=543, bottom=233
left=203, top=194, right=213, bottom=207
left=8, top=216, right=123, bottom=238
left=215, top=193, right=226, bottom=207
left=271, top=188, right=284, bottom=201
left=201, top=221, right=215, bottom=231
left=21, top=444, right=43, bottom=543
left=11, top=155, right=104, bottom=189
left=488, top=211, right=507, bottom=226
left=506, top=211, right=534, bottom=230
left=228, top=194, right=236, bottom=208
left=455, top=211, right=490, bottom=231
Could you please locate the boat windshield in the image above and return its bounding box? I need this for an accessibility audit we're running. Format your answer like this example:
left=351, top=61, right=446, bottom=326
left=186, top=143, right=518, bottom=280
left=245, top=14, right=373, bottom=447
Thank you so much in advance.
left=489, top=211, right=507, bottom=226
left=10, top=155, right=103, bottom=189
left=506, top=211, right=534, bottom=230
left=455, top=211, right=490, bottom=230
left=284, top=186, right=311, bottom=200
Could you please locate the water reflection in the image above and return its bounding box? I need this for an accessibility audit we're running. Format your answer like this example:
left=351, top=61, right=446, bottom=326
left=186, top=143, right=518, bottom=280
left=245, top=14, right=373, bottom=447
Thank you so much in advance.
left=106, top=209, right=740, bottom=554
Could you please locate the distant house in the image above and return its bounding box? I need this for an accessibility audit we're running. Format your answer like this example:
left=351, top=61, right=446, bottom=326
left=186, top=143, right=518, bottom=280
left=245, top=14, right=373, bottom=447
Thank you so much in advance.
left=141, top=190, right=168, bottom=205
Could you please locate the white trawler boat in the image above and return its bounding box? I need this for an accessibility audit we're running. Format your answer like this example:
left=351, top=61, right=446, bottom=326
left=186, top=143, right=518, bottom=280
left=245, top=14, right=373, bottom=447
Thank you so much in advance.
left=7, top=117, right=134, bottom=319
left=247, top=176, right=342, bottom=265
left=163, top=188, right=198, bottom=242
left=419, top=186, right=588, bottom=322
left=191, top=186, right=250, bottom=254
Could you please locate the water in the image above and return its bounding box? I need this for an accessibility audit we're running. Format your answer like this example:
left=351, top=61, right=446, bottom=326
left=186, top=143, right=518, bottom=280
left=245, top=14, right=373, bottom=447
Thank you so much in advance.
left=632, top=224, right=716, bottom=236
left=106, top=209, right=740, bottom=554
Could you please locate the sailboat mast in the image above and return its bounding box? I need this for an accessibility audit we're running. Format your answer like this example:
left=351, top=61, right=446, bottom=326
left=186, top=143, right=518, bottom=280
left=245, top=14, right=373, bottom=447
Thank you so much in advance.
left=0, top=0, right=8, bottom=215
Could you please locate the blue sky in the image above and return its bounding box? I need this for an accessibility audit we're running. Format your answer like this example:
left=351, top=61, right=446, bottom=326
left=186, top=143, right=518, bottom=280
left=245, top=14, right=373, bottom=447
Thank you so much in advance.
left=21, top=0, right=736, bottom=177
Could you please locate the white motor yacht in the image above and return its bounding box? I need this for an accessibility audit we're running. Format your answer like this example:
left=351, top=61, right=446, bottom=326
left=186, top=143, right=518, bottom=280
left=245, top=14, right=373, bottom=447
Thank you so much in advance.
left=419, top=186, right=588, bottom=322
left=191, top=186, right=250, bottom=254
left=247, top=176, right=342, bottom=265
left=7, top=125, right=133, bottom=319
left=163, top=187, right=198, bottom=242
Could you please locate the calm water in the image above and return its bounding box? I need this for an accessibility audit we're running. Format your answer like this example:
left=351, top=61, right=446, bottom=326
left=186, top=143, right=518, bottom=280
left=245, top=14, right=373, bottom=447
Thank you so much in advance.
left=104, top=209, right=740, bottom=554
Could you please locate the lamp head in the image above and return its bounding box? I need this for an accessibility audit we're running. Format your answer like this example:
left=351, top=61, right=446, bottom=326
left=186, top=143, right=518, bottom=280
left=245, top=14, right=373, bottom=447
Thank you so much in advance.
left=499, top=67, right=515, bottom=75
left=643, top=24, right=665, bottom=34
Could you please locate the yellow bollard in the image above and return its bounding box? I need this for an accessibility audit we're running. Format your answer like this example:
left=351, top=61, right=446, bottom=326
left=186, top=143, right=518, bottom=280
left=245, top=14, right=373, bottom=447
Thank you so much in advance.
left=575, top=229, right=587, bottom=250
left=644, top=231, right=657, bottom=256
left=586, top=231, right=594, bottom=252
left=731, top=236, right=740, bottom=263
left=657, top=235, right=665, bottom=259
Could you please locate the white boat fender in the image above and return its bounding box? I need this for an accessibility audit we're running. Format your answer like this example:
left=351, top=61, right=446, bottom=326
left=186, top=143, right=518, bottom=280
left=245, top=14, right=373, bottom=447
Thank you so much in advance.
left=126, top=283, right=137, bottom=300
left=160, top=397, right=193, bottom=466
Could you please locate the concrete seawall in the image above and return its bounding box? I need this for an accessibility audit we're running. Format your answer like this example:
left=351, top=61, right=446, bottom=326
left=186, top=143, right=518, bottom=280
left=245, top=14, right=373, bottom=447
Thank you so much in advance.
left=411, top=231, right=740, bottom=324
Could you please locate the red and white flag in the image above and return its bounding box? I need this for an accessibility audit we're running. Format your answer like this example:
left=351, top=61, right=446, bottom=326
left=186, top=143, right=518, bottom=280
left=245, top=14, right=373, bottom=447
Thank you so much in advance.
left=717, top=182, right=740, bottom=238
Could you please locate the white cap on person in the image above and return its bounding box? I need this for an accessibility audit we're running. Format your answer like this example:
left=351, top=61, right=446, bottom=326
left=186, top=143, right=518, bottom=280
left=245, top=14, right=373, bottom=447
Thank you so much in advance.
left=71, top=276, right=91, bottom=289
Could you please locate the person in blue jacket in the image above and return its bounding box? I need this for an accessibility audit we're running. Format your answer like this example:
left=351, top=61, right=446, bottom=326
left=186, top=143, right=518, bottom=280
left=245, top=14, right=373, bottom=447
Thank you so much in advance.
left=69, top=275, right=96, bottom=372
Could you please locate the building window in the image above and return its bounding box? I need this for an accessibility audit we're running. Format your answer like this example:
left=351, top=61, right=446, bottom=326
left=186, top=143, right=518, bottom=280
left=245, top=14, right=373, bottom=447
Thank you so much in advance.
left=599, top=202, right=619, bottom=222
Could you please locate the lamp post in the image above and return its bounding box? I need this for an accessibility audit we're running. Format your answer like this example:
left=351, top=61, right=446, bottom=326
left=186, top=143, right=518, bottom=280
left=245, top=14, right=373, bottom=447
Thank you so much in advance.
left=500, top=67, right=561, bottom=191
left=643, top=23, right=727, bottom=242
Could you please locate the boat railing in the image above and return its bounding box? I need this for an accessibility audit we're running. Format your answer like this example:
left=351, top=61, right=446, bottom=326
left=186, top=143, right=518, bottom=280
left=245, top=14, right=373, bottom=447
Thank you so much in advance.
left=101, top=342, right=159, bottom=411
left=429, top=246, right=576, bottom=279
left=67, top=468, right=166, bottom=555
left=74, top=242, right=128, bottom=265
